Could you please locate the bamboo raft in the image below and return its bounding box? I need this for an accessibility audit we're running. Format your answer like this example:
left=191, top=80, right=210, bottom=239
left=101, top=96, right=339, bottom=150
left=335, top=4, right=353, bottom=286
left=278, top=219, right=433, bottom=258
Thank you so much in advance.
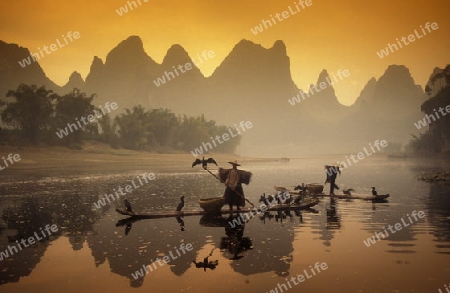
left=274, top=186, right=390, bottom=201
left=115, top=197, right=319, bottom=220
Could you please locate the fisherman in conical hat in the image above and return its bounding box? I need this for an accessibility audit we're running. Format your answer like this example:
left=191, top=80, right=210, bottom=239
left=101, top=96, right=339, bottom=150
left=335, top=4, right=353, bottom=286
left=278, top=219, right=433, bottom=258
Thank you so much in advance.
left=217, top=160, right=252, bottom=211
left=324, top=164, right=341, bottom=195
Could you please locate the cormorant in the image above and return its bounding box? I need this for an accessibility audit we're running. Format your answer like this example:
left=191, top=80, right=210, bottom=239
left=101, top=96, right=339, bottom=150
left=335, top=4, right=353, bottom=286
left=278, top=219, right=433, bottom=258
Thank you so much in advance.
left=259, top=193, right=270, bottom=206
left=176, top=195, right=185, bottom=211
left=192, top=157, right=218, bottom=169
left=267, top=194, right=275, bottom=205
left=343, top=188, right=355, bottom=195
left=371, top=187, right=377, bottom=196
left=124, top=198, right=133, bottom=213
left=293, top=185, right=307, bottom=192
left=284, top=193, right=292, bottom=204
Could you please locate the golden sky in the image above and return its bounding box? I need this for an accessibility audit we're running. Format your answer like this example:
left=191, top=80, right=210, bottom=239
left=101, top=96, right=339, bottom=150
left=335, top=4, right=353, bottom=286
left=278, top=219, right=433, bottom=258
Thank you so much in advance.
left=1, top=0, right=449, bottom=105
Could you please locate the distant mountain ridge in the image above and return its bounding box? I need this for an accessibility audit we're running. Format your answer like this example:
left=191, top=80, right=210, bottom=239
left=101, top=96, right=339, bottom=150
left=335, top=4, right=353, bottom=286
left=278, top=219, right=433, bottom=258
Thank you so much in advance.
left=0, top=36, right=430, bottom=155
left=0, top=40, right=58, bottom=101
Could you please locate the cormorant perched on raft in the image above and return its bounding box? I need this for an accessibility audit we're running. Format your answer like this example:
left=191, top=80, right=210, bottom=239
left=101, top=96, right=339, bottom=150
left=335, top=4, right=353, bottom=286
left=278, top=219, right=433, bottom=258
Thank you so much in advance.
left=343, top=188, right=355, bottom=195
left=192, top=157, right=218, bottom=169
left=371, top=187, right=377, bottom=196
left=124, top=198, right=133, bottom=213
left=259, top=193, right=270, bottom=206
left=293, top=185, right=307, bottom=192
left=176, top=195, right=185, bottom=211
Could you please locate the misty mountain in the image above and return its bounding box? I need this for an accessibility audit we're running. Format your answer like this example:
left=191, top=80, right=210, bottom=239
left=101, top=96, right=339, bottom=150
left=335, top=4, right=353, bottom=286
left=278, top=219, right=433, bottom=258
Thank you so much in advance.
left=149, top=44, right=207, bottom=117
left=338, top=65, right=426, bottom=148
left=298, top=69, right=350, bottom=121
left=84, top=36, right=158, bottom=110
left=0, top=40, right=58, bottom=100
left=0, top=36, right=430, bottom=156
left=350, top=77, right=377, bottom=111
left=62, top=71, right=85, bottom=94
left=421, top=65, right=450, bottom=152
left=202, top=39, right=300, bottom=149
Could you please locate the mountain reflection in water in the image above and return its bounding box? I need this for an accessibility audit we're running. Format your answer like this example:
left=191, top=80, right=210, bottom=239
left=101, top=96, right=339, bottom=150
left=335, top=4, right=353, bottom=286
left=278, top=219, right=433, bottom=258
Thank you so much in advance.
left=0, top=158, right=449, bottom=292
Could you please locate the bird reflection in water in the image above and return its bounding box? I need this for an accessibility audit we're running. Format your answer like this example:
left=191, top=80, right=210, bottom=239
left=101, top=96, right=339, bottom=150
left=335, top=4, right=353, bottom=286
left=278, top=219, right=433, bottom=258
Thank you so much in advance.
left=176, top=216, right=185, bottom=231
left=259, top=211, right=275, bottom=223
left=125, top=223, right=132, bottom=236
left=193, top=248, right=218, bottom=271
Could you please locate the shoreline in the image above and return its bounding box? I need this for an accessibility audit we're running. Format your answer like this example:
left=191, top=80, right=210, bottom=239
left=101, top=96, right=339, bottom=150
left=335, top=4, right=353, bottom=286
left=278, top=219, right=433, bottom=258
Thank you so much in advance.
left=0, top=142, right=279, bottom=179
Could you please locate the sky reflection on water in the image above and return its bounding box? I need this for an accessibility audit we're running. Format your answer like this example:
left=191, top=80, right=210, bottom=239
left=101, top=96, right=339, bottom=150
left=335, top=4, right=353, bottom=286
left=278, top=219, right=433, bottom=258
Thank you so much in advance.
left=0, top=157, right=449, bottom=292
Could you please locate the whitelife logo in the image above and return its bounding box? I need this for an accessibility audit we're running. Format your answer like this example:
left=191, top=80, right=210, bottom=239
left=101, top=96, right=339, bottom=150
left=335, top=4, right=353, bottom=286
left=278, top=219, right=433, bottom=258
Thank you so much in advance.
left=414, top=104, right=450, bottom=130
left=55, top=102, right=118, bottom=139
left=363, top=210, right=425, bottom=247
left=250, top=0, right=313, bottom=35
left=190, top=121, right=253, bottom=158
left=131, top=243, right=193, bottom=280
left=376, top=22, right=439, bottom=58
left=115, top=0, right=149, bottom=16
left=288, top=69, right=350, bottom=106
left=18, top=31, right=81, bottom=68
left=0, top=224, right=59, bottom=261
left=0, top=153, right=21, bottom=171
left=152, top=50, right=215, bottom=87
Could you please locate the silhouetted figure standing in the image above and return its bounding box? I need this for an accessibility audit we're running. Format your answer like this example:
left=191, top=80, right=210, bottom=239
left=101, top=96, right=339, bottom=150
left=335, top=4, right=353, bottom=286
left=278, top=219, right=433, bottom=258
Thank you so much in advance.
left=324, top=165, right=341, bottom=195
left=218, top=161, right=252, bottom=211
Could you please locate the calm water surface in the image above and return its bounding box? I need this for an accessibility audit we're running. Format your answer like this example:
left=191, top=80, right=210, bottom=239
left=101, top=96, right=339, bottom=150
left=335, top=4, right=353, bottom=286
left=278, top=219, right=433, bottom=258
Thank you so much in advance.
left=0, top=157, right=449, bottom=293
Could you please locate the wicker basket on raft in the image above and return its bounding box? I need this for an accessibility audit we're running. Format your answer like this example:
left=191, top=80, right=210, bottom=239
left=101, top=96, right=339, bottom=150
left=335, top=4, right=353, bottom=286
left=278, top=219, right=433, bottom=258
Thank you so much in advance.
left=306, top=183, right=324, bottom=195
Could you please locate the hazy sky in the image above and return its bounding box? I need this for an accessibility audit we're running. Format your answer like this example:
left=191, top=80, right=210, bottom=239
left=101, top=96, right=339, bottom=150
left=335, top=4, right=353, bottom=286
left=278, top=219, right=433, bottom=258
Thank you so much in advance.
left=1, top=0, right=449, bottom=105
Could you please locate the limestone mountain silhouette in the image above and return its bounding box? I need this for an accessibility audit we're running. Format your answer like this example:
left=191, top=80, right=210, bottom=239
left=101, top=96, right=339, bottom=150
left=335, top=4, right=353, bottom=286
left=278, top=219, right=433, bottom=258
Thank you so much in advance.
left=0, top=36, right=431, bottom=155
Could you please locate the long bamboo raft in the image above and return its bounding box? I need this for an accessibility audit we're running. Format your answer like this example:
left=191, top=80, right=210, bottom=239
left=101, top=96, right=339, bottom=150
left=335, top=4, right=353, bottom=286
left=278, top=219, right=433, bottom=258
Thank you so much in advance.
left=274, top=186, right=390, bottom=201
left=115, top=197, right=319, bottom=219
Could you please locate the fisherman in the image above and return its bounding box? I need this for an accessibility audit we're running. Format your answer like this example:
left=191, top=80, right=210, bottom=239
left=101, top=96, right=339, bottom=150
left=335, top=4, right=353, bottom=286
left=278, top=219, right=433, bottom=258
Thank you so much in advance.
left=324, top=165, right=341, bottom=195
left=218, top=160, right=252, bottom=211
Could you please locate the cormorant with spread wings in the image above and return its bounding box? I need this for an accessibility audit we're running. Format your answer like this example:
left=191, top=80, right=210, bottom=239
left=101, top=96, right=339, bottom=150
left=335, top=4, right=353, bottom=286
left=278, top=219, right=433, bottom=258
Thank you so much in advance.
left=192, top=157, right=218, bottom=169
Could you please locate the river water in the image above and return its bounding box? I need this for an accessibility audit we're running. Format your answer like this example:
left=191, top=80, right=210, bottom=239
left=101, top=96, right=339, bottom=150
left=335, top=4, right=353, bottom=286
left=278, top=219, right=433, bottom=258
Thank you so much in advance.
left=0, top=156, right=449, bottom=293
